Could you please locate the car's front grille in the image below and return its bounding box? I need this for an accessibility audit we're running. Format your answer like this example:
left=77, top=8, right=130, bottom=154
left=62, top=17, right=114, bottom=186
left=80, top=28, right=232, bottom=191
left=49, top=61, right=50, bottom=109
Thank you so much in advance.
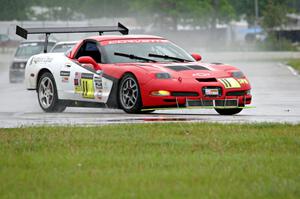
left=171, top=92, right=199, bottom=97
left=163, top=99, right=177, bottom=102
left=186, top=99, right=238, bottom=107
left=11, top=62, right=27, bottom=69
left=188, top=65, right=210, bottom=70
left=226, top=91, right=246, bottom=96
left=165, top=65, right=209, bottom=71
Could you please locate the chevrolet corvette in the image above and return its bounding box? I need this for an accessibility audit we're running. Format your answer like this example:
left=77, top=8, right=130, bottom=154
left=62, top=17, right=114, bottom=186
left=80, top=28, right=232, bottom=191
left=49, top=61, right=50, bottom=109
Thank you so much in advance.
left=16, top=23, right=252, bottom=115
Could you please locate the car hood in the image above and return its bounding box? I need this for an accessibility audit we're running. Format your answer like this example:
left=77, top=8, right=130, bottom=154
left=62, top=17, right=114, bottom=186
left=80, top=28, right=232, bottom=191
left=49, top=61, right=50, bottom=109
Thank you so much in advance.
left=12, top=58, right=28, bottom=63
left=118, top=62, right=233, bottom=79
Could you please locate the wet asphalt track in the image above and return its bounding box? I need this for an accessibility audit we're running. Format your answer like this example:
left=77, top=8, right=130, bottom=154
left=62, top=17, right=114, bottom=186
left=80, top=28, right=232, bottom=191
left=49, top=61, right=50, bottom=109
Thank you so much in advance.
left=1, top=52, right=300, bottom=128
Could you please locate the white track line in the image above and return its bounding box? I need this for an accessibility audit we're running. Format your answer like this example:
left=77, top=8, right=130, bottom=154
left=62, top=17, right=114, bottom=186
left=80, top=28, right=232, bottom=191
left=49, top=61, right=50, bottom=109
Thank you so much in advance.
left=279, top=63, right=299, bottom=76
left=287, top=66, right=299, bottom=76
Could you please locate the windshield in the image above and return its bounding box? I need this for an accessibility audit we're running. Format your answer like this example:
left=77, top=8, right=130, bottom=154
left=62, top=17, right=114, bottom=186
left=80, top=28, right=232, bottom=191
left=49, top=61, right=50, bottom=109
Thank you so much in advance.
left=15, top=42, right=55, bottom=59
left=51, top=43, right=75, bottom=53
left=101, top=40, right=194, bottom=63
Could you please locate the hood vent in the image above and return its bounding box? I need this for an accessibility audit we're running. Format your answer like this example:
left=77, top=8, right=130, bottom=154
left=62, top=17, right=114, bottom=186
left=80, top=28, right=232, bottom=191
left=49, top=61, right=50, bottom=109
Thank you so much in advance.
left=210, top=62, right=223, bottom=65
left=165, top=65, right=209, bottom=71
left=196, top=78, right=217, bottom=82
left=188, top=65, right=210, bottom=70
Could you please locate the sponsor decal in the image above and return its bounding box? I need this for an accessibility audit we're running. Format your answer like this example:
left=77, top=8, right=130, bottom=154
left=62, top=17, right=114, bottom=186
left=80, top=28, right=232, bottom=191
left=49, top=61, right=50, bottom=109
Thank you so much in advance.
left=101, top=39, right=168, bottom=46
left=74, top=78, right=79, bottom=86
left=33, top=57, right=53, bottom=64
left=218, top=78, right=241, bottom=89
left=80, top=73, right=94, bottom=79
left=94, top=77, right=103, bottom=89
left=62, top=77, right=69, bottom=83
left=95, top=91, right=102, bottom=100
left=60, top=71, right=70, bottom=77
left=94, top=75, right=103, bottom=99
left=60, top=71, right=70, bottom=83
left=74, top=72, right=81, bottom=93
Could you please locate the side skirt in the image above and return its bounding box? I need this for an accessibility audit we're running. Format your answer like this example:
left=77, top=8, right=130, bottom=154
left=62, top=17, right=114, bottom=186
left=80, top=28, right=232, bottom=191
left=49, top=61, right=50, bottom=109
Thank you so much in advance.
left=60, top=100, right=110, bottom=108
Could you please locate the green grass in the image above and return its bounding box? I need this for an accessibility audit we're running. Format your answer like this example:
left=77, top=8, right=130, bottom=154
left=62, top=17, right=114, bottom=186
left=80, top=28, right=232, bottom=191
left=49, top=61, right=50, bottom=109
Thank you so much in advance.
left=1, top=123, right=300, bottom=199
left=287, top=59, right=300, bottom=72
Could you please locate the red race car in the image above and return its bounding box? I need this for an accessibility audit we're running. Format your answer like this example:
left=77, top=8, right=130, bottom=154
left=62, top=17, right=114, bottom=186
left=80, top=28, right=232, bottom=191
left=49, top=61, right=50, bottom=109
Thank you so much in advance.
left=17, top=23, right=252, bottom=115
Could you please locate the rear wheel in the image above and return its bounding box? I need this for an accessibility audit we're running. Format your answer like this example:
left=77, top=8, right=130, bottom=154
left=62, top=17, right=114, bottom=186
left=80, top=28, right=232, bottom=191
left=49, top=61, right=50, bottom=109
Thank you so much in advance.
left=37, top=72, right=66, bottom=112
left=215, top=108, right=243, bottom=115
left=118, top=74, right=142, bottom=113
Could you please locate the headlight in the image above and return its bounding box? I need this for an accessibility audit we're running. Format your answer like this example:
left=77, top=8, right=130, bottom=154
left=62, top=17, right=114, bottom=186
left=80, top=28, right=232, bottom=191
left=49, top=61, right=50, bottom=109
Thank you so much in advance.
left=11, top=62, right=26, bottom=69
left=19, top=63, right=26, bottom=69
left=155, top=73, right=171, bottom=79
left=231, top=71, right=245, bottom=78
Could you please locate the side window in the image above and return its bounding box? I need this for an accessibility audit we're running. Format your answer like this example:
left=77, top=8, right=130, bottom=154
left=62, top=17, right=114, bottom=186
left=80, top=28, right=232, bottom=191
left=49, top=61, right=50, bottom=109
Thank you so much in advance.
left=75, top=41, right=102, bottom=63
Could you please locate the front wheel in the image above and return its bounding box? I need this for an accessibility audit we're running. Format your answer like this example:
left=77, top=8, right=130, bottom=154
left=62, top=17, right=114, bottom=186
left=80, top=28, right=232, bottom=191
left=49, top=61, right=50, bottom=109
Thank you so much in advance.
left=37, top=72, right=66, bottom=112
left=118, top=74, right=142, bottom=113
left=215, top=108, right=243, bottom=115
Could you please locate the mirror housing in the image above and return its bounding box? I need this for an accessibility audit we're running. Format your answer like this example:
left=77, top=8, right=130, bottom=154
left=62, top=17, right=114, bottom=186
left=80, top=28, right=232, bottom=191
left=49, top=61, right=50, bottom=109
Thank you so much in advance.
left=78, top=56, right=101, bottom=70
left=191, top=53, right=202, bottom=61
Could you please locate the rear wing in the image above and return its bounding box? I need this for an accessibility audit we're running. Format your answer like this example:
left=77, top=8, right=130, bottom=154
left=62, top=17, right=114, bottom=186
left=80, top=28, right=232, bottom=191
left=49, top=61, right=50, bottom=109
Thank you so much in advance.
left=16, top=22, right=129, bottom=53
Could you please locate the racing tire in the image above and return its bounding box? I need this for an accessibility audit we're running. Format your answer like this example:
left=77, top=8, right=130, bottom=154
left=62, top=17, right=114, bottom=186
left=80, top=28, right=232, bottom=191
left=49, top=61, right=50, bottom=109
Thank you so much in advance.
left=37, top=72, right=66, bottom=113
left=118, top=73, right=142, bottom=114
left=215, top=108, right=243, bottom=115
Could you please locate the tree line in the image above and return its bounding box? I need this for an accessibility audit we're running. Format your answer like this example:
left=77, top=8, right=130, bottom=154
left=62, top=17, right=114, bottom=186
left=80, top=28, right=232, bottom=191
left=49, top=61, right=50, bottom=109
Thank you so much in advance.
left=0, top=0, right=299, bottom=30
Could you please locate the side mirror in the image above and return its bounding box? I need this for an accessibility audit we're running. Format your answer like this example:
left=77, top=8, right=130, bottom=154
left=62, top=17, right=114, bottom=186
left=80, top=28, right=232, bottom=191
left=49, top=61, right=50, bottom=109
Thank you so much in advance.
left=78, top=56, right=101, bottom=70
left=191, top=53, right=202, bottom=61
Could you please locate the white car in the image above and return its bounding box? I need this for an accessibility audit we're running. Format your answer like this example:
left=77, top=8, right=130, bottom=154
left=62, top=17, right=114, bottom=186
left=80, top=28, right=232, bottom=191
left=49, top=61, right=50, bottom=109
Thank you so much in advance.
left=9, top=40, right=56, bottom=83
left=50, top=41, right=77, bottom=53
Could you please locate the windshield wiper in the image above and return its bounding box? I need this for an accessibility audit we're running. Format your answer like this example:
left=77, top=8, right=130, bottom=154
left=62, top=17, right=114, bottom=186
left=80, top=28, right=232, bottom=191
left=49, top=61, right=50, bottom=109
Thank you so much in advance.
left=114, top=52, right=156, bottom=62
left=148, top=53, right=192, bottom=62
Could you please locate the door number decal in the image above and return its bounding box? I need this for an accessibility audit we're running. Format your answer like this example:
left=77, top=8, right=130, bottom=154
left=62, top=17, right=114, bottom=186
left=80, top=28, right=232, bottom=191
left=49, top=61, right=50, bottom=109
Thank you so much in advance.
left=81, top=78, right=95, bottom=98
left=74, top=72, right=95, bottom=99
left=74, top=72, right=104, bottom=100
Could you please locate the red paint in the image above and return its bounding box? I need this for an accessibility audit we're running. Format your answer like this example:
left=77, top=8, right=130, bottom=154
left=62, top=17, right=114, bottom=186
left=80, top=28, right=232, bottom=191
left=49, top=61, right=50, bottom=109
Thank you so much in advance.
left=191, top=53, right=202, bottom=61
left=78, top=56, right=101, bottom=71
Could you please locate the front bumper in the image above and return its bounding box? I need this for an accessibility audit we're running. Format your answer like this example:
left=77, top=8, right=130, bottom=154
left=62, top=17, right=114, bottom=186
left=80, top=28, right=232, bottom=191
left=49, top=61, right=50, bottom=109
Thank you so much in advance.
left=9, top=69, right=25, bottom=82
left=140, top=78, right=252, bottom=108
left=142, top=95, right=252, bottom=109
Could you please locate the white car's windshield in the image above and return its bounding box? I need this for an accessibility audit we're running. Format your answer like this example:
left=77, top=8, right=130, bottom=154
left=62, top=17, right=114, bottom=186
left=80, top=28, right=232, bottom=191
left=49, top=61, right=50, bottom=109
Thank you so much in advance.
left=101, top=40, right=194, bottom=63
left=51, top=44, right=75, bottom=53
left=15, top=42, right=55, bottom=59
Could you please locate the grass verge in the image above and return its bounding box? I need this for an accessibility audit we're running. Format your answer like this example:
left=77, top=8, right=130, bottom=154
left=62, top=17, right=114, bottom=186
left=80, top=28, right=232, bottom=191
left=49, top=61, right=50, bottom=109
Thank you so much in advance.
left=1, top=123, right=300, bottom=199
left=287, top=59, right=300, bottom=73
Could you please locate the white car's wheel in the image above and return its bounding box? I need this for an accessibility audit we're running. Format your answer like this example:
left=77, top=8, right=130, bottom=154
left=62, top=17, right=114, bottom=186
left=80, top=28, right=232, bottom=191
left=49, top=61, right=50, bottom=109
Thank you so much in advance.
left=37, top=72, right=66, bottom=112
